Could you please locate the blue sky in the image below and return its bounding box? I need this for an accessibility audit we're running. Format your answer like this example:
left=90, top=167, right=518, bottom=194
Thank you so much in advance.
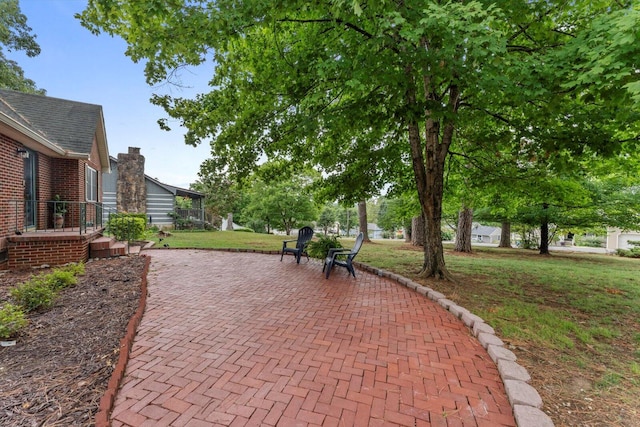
left=10, top=0, right=213, bottom=188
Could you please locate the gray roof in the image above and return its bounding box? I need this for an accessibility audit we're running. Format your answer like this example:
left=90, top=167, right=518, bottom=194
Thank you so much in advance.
left=472, top=225, right=501, bottom=236
left=109, top=156, right=204, bottom=200
left=0, top=88, right=108, bottom=161
left=148, top=177, right=204, bottom=200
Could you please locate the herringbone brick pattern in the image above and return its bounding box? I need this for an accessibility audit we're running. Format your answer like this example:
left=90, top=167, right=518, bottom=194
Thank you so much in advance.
left=111, top=249, right=515, bottom=426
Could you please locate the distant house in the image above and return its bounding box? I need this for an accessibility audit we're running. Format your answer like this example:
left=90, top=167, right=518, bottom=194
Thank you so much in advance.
left=471, top=224, right=501, bottom=244
left=368, top=223, right=384, bottom=239
left=606, top=228, right=640, bottom=251
left=103, top=152, right=204, bottom=228
left=0, top=88, right=110, bottom=269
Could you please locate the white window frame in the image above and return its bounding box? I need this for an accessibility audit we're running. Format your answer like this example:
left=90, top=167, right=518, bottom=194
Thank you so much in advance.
left=86, top=165, right=98, bottom=202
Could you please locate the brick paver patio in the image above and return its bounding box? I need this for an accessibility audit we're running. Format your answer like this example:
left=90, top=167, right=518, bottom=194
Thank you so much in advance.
left=110, top=249, right=516, bottom=426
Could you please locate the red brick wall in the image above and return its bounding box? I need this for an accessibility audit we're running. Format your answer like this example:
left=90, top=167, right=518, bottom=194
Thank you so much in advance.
left=1, top=130, right=106, bottom=269
left=36, top=154, right=52, bottom=230
left=51, top=157, right=80, bottom=201
left=7, top=234, right=90, bottom=269
left=0, top=133, right=27, bottom=248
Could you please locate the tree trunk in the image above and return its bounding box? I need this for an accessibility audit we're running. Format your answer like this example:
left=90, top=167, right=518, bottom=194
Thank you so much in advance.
left=404, top=219, right=412, bottom=243
left=358, top=200, right=370, bottom=242
left=411, top=215, right=425, bottom=246
left=344, top=209, right=351, bottom=237
left=498, top=221, right=511, bottom=248
left=539, top=203, right=550, bottom=255
left=404, top=61, right=458, bottom=280
left=454, top=207, right=473, bottom=253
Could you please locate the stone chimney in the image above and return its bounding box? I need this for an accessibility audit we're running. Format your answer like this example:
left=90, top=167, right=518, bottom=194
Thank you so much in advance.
left=117, top=147, right=146, bottom=213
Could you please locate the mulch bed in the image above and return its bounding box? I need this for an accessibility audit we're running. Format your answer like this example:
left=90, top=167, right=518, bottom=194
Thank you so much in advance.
left=0, top=256, right=147, bottom=427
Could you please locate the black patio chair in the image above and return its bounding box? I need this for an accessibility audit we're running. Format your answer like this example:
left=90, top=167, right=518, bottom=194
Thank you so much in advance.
left=280, top=226, right=314, bottom=264
left=323, top=232, right=365, bottom=279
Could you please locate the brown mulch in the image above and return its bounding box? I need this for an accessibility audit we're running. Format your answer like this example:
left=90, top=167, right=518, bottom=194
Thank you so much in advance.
left=0, top=256, right=147, bottom=427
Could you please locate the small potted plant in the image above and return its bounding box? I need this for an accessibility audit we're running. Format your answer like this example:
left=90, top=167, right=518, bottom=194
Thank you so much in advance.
left=53, top=195, right=67, bottom=228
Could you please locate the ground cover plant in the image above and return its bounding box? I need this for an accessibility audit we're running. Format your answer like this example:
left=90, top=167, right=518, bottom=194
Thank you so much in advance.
left=0, top=257, right=145, bottom=426
left=150, top=231, right=640, bottom=426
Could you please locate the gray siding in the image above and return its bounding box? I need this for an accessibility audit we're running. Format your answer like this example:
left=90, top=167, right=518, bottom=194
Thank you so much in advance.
left=102, top=156, right=203, bottom=229
left=102, top=159, right=118, bottom=220
left=146, top=179, right=175, bottom=226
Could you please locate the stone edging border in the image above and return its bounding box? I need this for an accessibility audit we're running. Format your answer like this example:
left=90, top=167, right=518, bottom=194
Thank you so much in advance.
left=95, top=254, right=151, bottom=427
left=96, top=248, right=553, bottom=427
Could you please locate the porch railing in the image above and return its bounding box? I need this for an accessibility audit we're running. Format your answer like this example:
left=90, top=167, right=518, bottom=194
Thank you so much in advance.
left=171, top=208, right=209, bottom=230
left=8, top=199, right=109, bottom=235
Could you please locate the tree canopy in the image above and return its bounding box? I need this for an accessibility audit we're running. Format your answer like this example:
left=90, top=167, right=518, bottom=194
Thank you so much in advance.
left=79, top=0, right=640, bottom=279
left=0, top=0, right=43, bottom=94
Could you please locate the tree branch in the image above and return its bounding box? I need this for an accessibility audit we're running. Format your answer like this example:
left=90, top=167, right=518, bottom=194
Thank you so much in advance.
left=277, top=17, right=375, bottom=40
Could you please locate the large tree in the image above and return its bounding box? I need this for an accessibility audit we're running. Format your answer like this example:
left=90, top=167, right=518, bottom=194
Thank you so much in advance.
left=240, top=168, right=318, bottom=235
left=0, top=0, right=43, bottom=93
left=79, top=0, right=636, bottom=279
left=190, top=162, right=242, bottom=229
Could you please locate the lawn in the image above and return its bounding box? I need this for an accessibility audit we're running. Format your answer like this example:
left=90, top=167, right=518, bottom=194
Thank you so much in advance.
left=148, top=230, right=640, bottom=426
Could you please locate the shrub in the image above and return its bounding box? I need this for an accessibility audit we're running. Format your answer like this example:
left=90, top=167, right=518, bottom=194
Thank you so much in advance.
left=575, top=236, right=605, bottom=248
left=616, top=248, right=640, bottom=258
left=107, top=213, right=147, bottom=241
left=0, top=303, right=28, bottom=339
left=441, top=230, right=454, bottom=241
left=307, top=235, right=342, bottom=259
left=10, top=279, right=57, bottom=312
left=63, top=262, right=85, bottom=276
left=44, top=269, right=77, bottom=291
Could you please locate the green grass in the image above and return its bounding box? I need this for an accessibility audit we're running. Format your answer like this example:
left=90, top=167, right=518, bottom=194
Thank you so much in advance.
left=150, top=229, right=285, bottom=250
left=148, top=230, right=640, bottom=403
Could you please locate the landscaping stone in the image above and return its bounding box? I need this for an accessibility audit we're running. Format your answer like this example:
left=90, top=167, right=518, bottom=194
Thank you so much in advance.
left=504, top=379, right=543, bottom=408
left=427, top=290, right=446, bottom=301
left=448, top=304, right=470, bottom=319
left=461, top=311, right=484, bottom=328
left=478, top=332, right=504, bottom=349
left=406, top=281, right=419, bottom=290
left=438, top=298, right=456, bottom=310
left=513, top=405, right=555, bottom=427
left=498, top=359, right=531, bottom=382
left=416, top=286, right=429, bottom=296
left=487, top=345, right=517, bottom=363
left=473, top=321, right=495, bottom=337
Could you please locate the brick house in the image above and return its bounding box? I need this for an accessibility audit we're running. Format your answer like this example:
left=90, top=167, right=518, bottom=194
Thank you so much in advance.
left=0, top=89, right=110, bottom=269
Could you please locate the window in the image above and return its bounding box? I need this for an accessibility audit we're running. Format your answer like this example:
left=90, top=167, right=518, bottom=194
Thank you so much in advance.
left=86, top=165, right=98, bottom=202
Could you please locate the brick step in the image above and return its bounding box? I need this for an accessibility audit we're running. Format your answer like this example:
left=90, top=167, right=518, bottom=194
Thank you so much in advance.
left=90, top=236, right=113, bottom=251
left=90, top=237, right=133, bottom=259
left=109, top=242, right=127, bottom=257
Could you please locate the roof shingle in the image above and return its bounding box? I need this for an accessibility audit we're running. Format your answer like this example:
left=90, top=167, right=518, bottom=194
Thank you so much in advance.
left=0, top=88, right=102, bottom=155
